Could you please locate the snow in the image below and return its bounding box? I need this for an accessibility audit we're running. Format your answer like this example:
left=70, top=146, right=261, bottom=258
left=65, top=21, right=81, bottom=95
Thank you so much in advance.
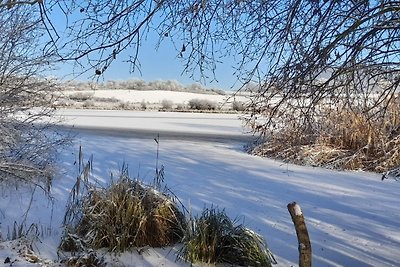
left=293, top=203, right=303, bottom=216
left=62, top=89, right=248, bottom=104
left=1, top=108, right=400, bottom=266
left=56, top=109, right=249, bottom=137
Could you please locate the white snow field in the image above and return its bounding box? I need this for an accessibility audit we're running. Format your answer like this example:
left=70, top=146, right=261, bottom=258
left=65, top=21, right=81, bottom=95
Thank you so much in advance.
left=62, top=89, right=239, bottom=104
left=0, top=109, right=399, bottom=266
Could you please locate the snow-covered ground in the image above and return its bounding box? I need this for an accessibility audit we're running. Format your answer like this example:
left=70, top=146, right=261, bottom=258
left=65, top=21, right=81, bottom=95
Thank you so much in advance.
left=58, top=89, right=249, bottom=110
left=62, top=89, right=240, bottom=104
left=1, top=109, right=400, bottom=266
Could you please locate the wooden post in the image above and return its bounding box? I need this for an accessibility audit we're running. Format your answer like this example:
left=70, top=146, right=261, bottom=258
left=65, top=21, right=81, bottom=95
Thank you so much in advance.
left=287, top=202, right=312, bottom=267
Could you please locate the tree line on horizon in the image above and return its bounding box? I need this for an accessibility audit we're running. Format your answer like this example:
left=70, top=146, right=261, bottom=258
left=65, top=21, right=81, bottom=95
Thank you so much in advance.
left=61, top=79, right=227, bottom=95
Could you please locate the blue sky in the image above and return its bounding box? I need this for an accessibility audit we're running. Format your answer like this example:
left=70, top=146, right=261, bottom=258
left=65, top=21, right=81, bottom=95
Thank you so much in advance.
left=101, top=40, right=238, bottom=90
left=47, top=4, right=242, bottom=91
left=53, top=26, right=238, bottom=91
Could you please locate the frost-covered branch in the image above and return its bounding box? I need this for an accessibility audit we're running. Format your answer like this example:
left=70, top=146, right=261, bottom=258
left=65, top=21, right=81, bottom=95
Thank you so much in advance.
left=0, top=0, right=42, bottom=9
left=0, top=4, right=66, bottom=192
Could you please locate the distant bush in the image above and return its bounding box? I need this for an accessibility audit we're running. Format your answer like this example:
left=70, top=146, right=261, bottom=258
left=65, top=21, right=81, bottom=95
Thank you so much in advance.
left=188, top=98, right=217, bottom=110
left=54, top=99, right=72, bottom=107
left=209, top=88, right=226, bottom=95
left=92, top=96, right=120, bottom=103
left=61, top=79, right=227, bottom=95
left=82, top=100, right=95, bottom=108
left=232, top=100, right=245, bottom=111
left=69, top=92, right=94, bottom=101
left=176, top=103, right=186, bottom=110
left=140, top=99, right=147, bottom=110
left=161, top=99, right=174, bottom=110
left=117, top=102, right=134, bottom=110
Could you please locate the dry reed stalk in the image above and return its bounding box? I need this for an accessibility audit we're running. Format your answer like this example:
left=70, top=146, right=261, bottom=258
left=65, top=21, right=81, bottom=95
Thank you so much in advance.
left=60, top=177, right=186, bottom=252
left=251, top=95, right=400, bottom=173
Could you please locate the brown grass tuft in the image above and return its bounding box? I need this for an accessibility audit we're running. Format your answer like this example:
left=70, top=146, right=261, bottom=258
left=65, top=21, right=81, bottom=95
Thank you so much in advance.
left=251, top=95, right=400, bottom=172
left=60, top=176, right=186, bottom=252
left=178, top=207, right=276, bottom=266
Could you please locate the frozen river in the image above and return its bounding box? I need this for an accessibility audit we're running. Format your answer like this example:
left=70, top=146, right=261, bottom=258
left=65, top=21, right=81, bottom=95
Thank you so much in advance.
left=56, top=109, right=255, bottom=143
left=33, top=109, right=399, bottom=267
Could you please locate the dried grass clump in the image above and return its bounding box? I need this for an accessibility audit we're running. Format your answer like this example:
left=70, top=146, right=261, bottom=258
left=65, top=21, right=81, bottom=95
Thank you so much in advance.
left=251, top=95, right=400, bottom=173
left=314, top=96, right=400, bottom=171
left=59, top=149, right=276, bottom=265
left=64, top=252, right=105, bottom=267
left=178, top=207, right=276, bottom=267
left=188, top=98, right=217, bottom=110
left=60, top=176, right=186, bottom=252
left=250, top=120, right=315, bottom=165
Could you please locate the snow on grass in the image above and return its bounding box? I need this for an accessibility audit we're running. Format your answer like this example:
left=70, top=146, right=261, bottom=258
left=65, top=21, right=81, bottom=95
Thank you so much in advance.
left=66, top=89, right=226, bottom=103
left=1, top=109, right=400, bottom=266
left=61, top=89, right=247, bottom=105
left=57, top=89, right=250, bottom=111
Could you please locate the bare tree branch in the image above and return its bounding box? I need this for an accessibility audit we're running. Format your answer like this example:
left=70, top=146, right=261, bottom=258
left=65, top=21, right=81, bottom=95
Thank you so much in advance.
left=8, top=0, right=400, bottom=172
left=0, top=4, right=68, bottom=191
